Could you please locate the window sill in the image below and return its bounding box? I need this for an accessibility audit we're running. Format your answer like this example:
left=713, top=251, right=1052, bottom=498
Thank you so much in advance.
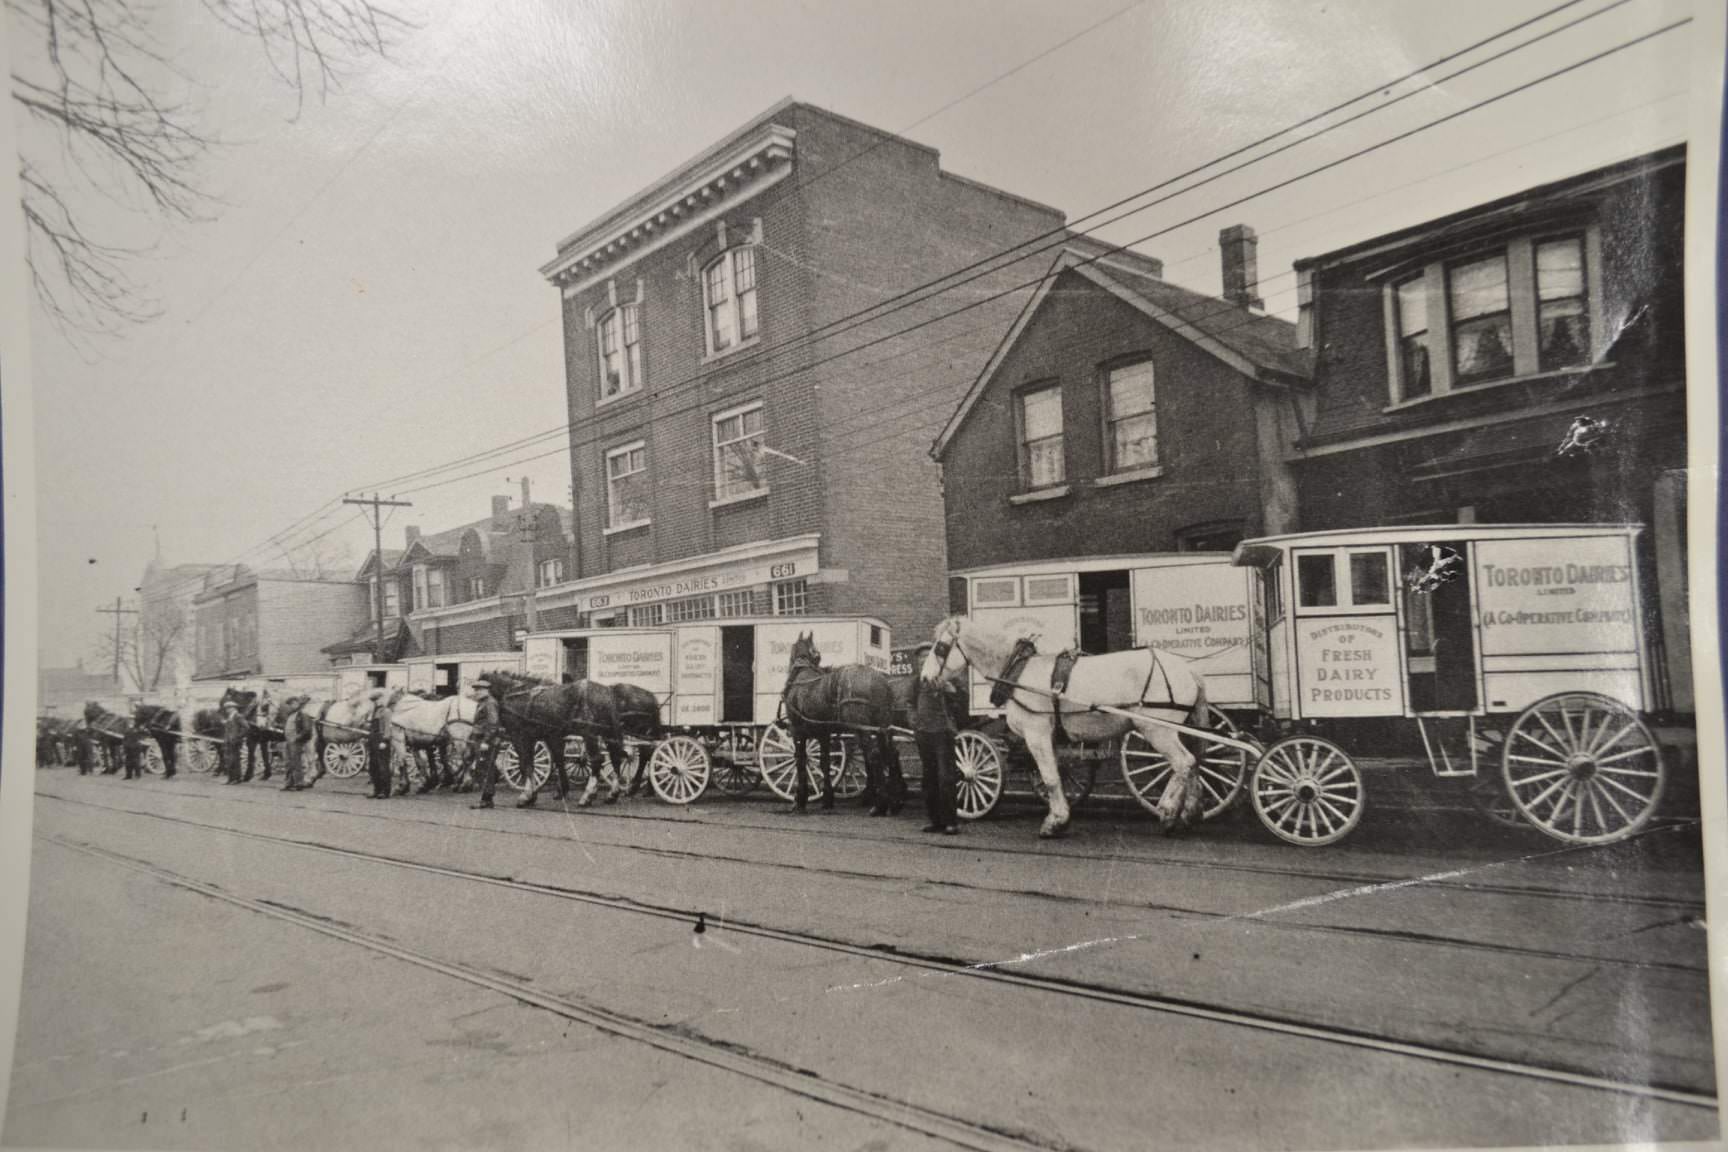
left=596, top=387, right=643, bottom=411
left=701, top=336, right=762, bottom=366
left=1092, top=465, right=1165, bottom=488
left=1384, top=362, right=1613, bottom=413
left=709, top=487, right=769, bottom=510
left=1009, top=485, right=1071, bottom=506
left=603, top=520, right=651, bottom=537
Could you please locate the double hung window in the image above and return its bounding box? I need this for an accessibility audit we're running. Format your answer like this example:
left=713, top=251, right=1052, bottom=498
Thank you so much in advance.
left=1105, top=362, right=1158, bottom=472
left=1020, top=385, right=1064, bottom=489
left=713, top=404, right=767, bottom=502
left=606, top=442, right=650, bottom=530
left=596, top=304, right=642, bottom=400
left=703, top=247, right=759, bottom=354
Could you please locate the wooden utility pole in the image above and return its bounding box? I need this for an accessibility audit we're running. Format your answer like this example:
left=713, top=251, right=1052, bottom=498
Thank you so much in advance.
left=95, top=597, right=137, bottom=688
left=516, top=511, right=541, bottom=633
left=343, top=493, right=413, bottom=663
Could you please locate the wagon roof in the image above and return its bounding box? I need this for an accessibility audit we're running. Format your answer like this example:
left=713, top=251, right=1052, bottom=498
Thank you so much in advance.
left=1232, top=522, right=1644, bottom=566
left=952, top=552, right=1237, bottom=579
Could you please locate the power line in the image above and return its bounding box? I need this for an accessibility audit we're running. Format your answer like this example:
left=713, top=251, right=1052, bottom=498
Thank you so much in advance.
left=350, top=0, right=1612, bottom=494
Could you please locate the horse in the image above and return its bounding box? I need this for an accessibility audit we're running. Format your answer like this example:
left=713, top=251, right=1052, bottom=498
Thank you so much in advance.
left=483, top=670, right=617, bottom=807
left=599, top=682, right=663, bottom=798
left=780, top=631, right=905, bottom=815
left=389, top=691, right=476, bottom=792
left=83, top=701, right=132, bottom=774
left=920, top=615, right=1207, bottom=838
left=133, top=702, right=182, bottom=777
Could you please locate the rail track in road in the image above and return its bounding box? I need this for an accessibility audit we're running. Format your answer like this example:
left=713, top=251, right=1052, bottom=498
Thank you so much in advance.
left=38, top=788, right=1716, bottom=1114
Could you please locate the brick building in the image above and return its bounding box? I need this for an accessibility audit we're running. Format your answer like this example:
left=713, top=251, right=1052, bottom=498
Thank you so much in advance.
left=331, top=485, right=574, bottom=661
left=192, top=565, right=371, bottom=681
left=1288, top=147, right=1691, bottom=708
left=535, top=99, right=1077, bottom=641
left=931, top=233, right=1308, bottom=649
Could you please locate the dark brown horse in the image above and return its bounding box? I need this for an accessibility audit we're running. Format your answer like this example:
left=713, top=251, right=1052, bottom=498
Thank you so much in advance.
left=605, top=682, right=664, bottom=798
left=780, top=632, right=905, bottom=815
left=488, top=670, right=628, bottom=808
left=83, top=701, right=132, bottom=774
left=220, top=688, right=281, bottom=779
left=133, top=703, right=182, bottom=777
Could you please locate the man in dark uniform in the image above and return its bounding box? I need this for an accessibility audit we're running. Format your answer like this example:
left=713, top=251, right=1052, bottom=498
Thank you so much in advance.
left=75, top=720, right=95, bottom=776
left=279, top=696, right=313, bottom=791
left=365, top=691, right=394, bottom=799
left=122, top=722, right=146, bottom=780
left=911, top=655, right=963, bottom=834
left=221, top=700, right=249, bottom=784
left=469, top=677, right=503, bottom=810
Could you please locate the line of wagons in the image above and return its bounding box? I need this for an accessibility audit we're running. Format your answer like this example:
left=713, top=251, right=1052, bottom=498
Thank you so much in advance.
left=131, top=522, right=1683, bottom=849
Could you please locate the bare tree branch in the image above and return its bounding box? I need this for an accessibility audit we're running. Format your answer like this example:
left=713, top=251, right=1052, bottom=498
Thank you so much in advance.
left=10, top=0, right=415, bottom=330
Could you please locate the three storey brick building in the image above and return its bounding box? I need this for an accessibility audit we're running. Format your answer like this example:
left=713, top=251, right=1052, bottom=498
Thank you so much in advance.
left=534, top=100, right=1075, bottom=641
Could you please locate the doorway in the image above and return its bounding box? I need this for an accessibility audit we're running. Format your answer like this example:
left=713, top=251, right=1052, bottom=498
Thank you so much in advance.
left=1402, top=543, right=1478, bottom=712
left=721, top=626, right=755, bottom=723
left=1079, top=570, right=1132, bottom=653
left=563, top=638, right=589, bottom=681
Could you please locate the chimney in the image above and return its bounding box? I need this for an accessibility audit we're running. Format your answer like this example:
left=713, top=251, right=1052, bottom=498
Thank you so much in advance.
left=404, top=526, right=421, bottom=547
left=520, top=476, right=532, bottom=511
left=491, top=495, right=510, bottom=521
left=1219, top=224, right=1263, bottom=311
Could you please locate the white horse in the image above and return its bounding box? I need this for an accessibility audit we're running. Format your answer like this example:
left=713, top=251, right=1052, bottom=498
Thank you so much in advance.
left=389, top=692, right=476, bottom=791
left=921, top=614, right=1207, bottom=838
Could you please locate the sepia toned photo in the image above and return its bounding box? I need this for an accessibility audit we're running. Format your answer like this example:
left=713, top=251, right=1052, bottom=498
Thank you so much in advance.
left=1, top=1, right=1723, bottom=1149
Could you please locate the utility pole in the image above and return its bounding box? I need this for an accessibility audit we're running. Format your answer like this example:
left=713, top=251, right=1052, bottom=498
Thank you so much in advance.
left=343, top=493, right=413, bottom=663
left=96, top=597, right=137, bottom=689
left=516, top=511, right=541, bottom=634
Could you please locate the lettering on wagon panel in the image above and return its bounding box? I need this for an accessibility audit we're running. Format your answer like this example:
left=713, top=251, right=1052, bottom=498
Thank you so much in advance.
left=1475, top=536, right=1638, bottom=656
left=1296, top=620, right=1402, bottom=717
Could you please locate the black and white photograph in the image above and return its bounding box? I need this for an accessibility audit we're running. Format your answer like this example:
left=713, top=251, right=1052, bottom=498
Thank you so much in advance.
left=0, top=1, right=1724, bottom=1149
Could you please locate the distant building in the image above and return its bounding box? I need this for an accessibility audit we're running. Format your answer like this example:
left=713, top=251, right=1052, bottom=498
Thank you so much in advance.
left=328, top=483, right=573, bottom=662
left=135, top=557, right=224, bottom=693
left=192, top=565, right=371, bottom=681
left=537, top=99, right=1082, bottom=641
left=1289, top=146, right=1690, bottom=709
left=38, top=662, right=119, bottom=712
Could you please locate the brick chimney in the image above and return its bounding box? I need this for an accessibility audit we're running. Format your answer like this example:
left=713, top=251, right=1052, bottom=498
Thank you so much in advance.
left=404, top=526, right=421, bottom=547
left=1219, top=224, right=1262, bottom=311
left=491, top=495, right=510, bottom=521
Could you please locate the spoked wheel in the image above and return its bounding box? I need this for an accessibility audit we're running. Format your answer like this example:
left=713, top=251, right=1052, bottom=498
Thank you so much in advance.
left=1029, top=753, right=1099, bottom=812
left=562, top=736, right=593, bottom=789
left=710, top=730, right=760, bottom=797
left=1251, top=736, right=1364, bottom=847
left=497, top=741, right=554, bottom=793
left=187, top=742, right=213, bottom=774
left=954, top=730, right=1005, bottom=820
left=758, top=721, right=850, bottom=803
left=1120, top=705, right=1250, bottom=821
left=142, top=742, right=166, bottom=777
left=829, top=735, right=868, bottom=800
left=1502, top=692, right=1664, bottom=845
left=323, top=741, right=367, bottom=779
left=648, top=735, right=711, bottom=805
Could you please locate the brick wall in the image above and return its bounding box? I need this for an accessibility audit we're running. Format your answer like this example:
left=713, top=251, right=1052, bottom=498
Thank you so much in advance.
left=256, top=579, right=371, bottom=675
left=942, top=269, right=1267, bottom=571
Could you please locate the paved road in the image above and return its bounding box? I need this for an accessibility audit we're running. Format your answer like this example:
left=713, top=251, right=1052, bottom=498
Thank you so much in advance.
left=6, top=765, right=1717, bottom=1151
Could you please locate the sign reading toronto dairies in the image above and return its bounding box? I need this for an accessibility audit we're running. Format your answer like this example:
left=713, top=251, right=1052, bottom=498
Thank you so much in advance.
left=1475, top=536, right=1639, bottom=654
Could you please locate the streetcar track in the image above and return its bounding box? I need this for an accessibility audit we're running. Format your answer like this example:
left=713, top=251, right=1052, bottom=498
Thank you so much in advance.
left=36, top=796, right=1718, bottom=1108
left=42, top=836, right=1058, bottom=1152
left=39, top=781, right=1708, bottom=917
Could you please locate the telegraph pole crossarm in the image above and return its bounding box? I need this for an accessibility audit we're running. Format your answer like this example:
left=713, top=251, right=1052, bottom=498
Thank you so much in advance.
left=343, top=493, right=414, bottom=664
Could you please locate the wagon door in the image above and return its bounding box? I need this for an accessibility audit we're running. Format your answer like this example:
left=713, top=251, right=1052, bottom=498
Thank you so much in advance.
left=720, top=626, right=754, bottom=723
left=1401, top=542, right=1479, bottom=713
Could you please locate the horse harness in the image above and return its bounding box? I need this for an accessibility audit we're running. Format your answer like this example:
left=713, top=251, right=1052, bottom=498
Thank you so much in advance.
left=781, top=660, right=887, bottom=733
left=947, top=629, right=1175, bottom=740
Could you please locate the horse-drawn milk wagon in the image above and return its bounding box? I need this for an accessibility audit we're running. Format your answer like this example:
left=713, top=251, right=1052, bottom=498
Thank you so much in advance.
left=1225, top=523, right=1674, bottom=846
left=516, top=615, right=892, bottom=804
left=942, top=554, right=1257, bottom=822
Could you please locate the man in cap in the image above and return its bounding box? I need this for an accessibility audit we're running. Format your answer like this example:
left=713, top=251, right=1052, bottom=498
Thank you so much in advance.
left=469, top=676, right=503, bottom=810
left=364, top=689, right=394, bottom=799
left=278, top=695, right=314, bottom=791
left=911, top=645, right=964, bottom=834
left=221, top=699, right=249, bottom=785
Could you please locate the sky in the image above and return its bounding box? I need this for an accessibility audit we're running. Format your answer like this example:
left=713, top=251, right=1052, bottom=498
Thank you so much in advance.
left=9, top=0, right=1698, bottom=666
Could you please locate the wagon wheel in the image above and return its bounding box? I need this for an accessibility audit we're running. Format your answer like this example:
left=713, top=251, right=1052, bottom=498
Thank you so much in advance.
left=758, top=721, right=850, bottom=803
left=828, top=735, right=868, bottom=800
left=186, top=741, right=211, bottom=774
left=954, top=730, right=1005, bottom=820
left=322, top=741, right=368, bottom=779
left=497, top=741, right=554, bottom=793
left=1120, top=705, right=1249, bottom=821
left=647, top=735, right=710, bottom=805
left=141, top=742, right=166, bottom=777
left=1501, top=692, right=1664, bottom=845
left=1028, top=752, right=1098, bottom=811
left=561, top=736, right=592, bottom=789
left=1251, top=736, right=1364, bottom=847
left=709, top=730, right=760, bottom=797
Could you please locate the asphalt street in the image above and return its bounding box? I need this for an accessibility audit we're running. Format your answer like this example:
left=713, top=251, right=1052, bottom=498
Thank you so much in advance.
left=5, top=761, right=1717, bottom=1151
